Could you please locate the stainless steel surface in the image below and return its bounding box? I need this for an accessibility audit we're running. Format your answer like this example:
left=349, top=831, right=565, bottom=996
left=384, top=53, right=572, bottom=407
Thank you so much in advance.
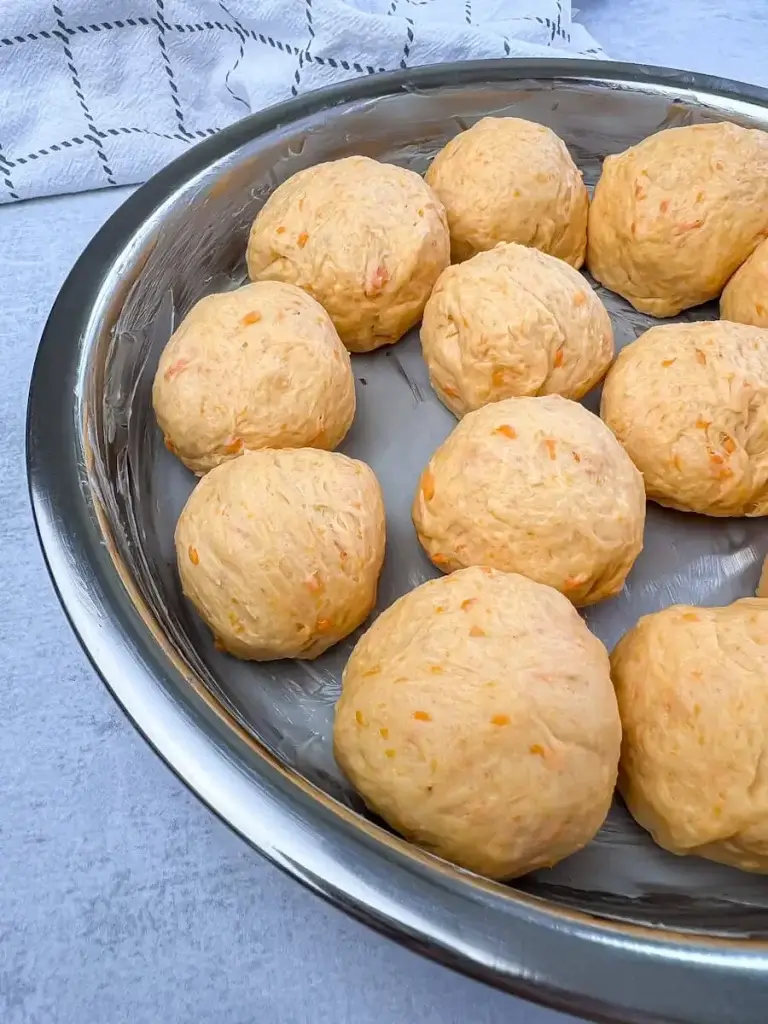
left=27, top=60, right=768, bottom=1023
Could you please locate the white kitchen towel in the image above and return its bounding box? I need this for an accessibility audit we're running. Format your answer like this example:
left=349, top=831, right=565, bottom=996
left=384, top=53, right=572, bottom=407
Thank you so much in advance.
left=0, top=1, right=604, bottom=204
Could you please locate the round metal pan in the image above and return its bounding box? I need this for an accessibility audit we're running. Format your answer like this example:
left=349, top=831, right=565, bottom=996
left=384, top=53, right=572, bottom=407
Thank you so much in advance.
left=27, top=60, right=768, bottom=1023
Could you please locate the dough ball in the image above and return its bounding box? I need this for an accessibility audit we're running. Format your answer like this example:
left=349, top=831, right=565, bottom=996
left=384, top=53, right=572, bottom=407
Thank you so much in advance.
left=612, top=599, right=768, bottom=873
left=588, top=122, right=768, bottom=317
left=153, top=282, right=356, bottom=474
left=600, top=321, right=768, bottom=516
left=175, top=448, right=386, bottom=660
left=412, top=396, right=645, bottom=606
left=246, top=156, right=450, bottom=353
left=425, top=117, right=588, bottom=266
left=334, top=567, right=621, bottom=879
left=420, top=242, right=613, bottom=417
left=721, top=238, right=768, bottom=328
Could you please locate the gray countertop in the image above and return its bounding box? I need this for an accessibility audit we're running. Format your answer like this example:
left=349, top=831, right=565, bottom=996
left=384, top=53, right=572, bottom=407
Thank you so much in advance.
left=2, top=6, right=766, bottom=1022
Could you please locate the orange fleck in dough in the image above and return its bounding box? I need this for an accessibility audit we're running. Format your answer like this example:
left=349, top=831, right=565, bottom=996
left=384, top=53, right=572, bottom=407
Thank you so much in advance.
left=493, top=424, right=517, bottom=440
left=379, top=727, right=389, bottom=739
left=491, top=714, right=511, bottom=726
left=384, top=749, right=396, bottom=759
left=530, top=744, right=546, bottom=756
left=544, top=438, right=557, bottom=460
left=662, top=358, right=676, bottom=367
left=355, top=710, right=366, bottom=726
left=469, top=625, right=486, bottom=637
left=461, top=598, right=477, bottom=610
left=305, top=572, right=324, bottom=595
left=241, top=311, right=262, bottom=325
left=421, top=470, right=435, bottom=501
left=224, top=437, right=243, bottom=455
left=188, top=545, right=200, bottom=565
left=564, top=575, right=587, bottom=592
left=365, top=264, right=390, bottom=298
left=553, top=347, right=565, bottom=368
left=297, top=231, right=309, bottom=248
left=413, top=711, right=432, bottom=722
left=695, top=349, right=707, bottom=366
left=164, top=357, right=190, bottom=382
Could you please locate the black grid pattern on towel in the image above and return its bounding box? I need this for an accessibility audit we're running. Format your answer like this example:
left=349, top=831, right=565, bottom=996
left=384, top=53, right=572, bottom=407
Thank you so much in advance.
left=0, top=0, right=400, bottom=200
left=0, top=0, right=586, bottom=202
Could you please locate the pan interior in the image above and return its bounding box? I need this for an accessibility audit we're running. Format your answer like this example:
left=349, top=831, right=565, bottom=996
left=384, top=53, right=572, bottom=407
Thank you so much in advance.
left=87, top=76, right=768, bottom=938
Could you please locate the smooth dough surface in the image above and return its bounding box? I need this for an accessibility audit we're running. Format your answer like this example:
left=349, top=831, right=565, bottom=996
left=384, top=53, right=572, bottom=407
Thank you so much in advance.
left=612, top=599, right=768, bottom=873
left=587, top=122, right=768, bottom=317
left=420, top=242, right=613, bottom=417
left=175, top=448, right=385, bottom=660
left=721, top=237, right=768, bottom=328
left=600, top=321, right=768, bottom=516
left=153, top=282, right=355, bottom=474
left=334, top=567, right=621, bottom=879
left=246, top=156, right=450, bottom=352
left=412, top=396, right=645, bottom=606
left=425, top=117, right=588, bottom=266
